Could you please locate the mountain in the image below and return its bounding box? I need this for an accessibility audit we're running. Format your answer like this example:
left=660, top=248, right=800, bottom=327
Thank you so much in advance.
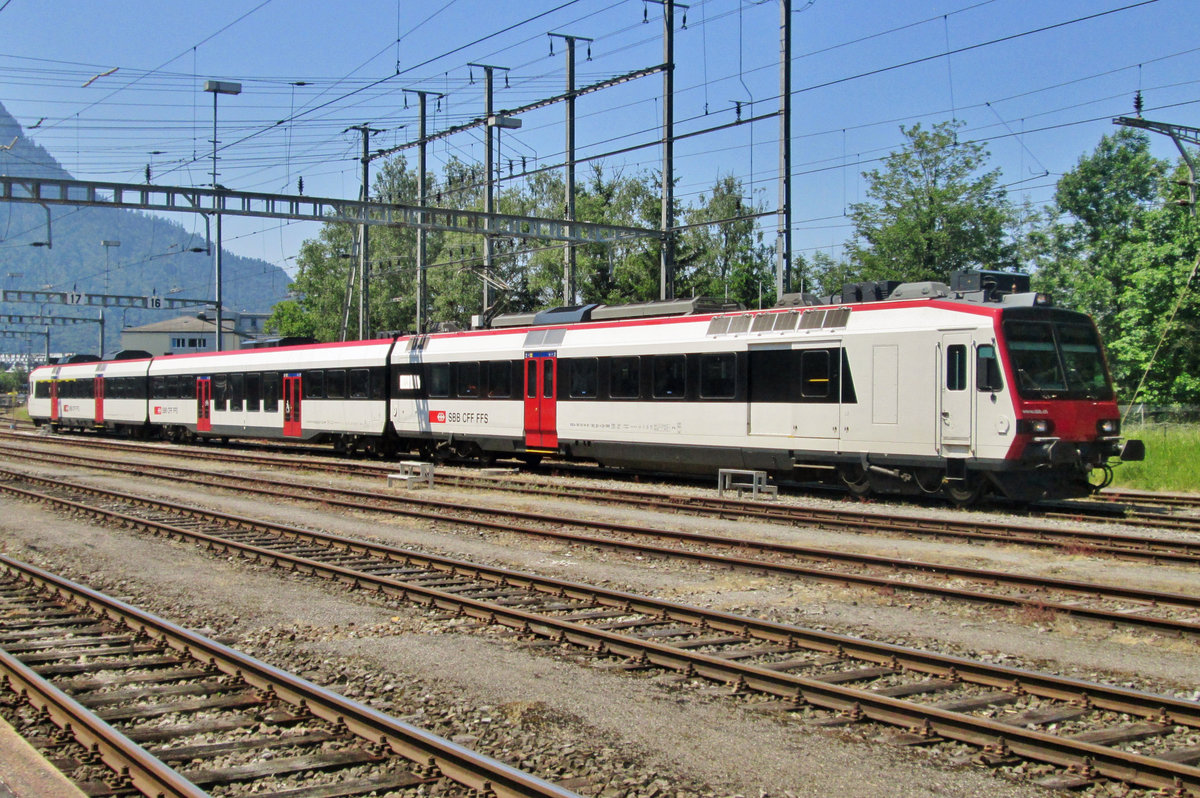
left=0, top=101, right=291, bottom=358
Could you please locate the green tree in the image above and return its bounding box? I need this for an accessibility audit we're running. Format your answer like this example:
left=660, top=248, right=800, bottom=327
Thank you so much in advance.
left=1029, top=129, right=1199, bottom=404
left=846, top=121, right=1017, bottom=282
left=1109, top=203, right=1199, bottom=404
left=1032, top=129, right=1168, bottom=333
left=798, top=250, right=857, bottom=299
left=266, top=223, right=358, bottom=341
left=679, top=175, right=773, bottom=307
left=0, top=369, right=23, bottom=394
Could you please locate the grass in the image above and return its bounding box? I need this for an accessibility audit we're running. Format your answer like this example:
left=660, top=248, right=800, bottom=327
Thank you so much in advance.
left=1109, top=424, right=1200, bottom=493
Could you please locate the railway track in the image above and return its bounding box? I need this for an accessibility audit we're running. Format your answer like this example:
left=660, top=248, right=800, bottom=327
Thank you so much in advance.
left=11, top=426, right=1200, bottom=518
left=0, top=555, right=580, bottom=798
left=1097, top=488, right=1200, bottom=512
left=1, top=466, right=1198, bottom=795
left=4, top=448, right=1200, bottom=639
left=5, top=431, right=1200, bottom=561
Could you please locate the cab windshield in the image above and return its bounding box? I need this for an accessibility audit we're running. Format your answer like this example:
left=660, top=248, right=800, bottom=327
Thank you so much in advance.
left=1003, top=319, right=1113, bottom=400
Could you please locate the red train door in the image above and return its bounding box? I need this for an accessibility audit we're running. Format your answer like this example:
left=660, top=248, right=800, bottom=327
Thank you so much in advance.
left=50, top=381, right=59, bottom=421
left=94, top=376, right=105, bottom=425
left=523, top=353, right=558, bottom=450
left=196, top=377, right=212, bottom=433
left=283, top=373, right=302, bottom=437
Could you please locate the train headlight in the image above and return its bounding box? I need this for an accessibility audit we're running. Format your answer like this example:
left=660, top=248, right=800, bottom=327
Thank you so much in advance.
left=1017, top=418, right=1055, bottom=435
left=1097, top=418, right=1119, bottom=435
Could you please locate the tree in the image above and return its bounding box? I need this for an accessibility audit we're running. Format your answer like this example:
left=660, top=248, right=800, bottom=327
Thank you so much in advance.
left=1032, top=129, right=1168, bottom=333
left=0, top=369, right=24, bottom=394
left=679, top=175, right=774, bottom=307
left=846, top=121, right=1017, bottom=282
left=265, top=224, right=357, bottom=341
left=1029, top=129, right=1199, bottom=404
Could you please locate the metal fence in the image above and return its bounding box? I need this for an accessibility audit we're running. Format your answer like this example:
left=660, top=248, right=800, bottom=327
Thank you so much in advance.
left=1120, top=404, right=1200, bottom=428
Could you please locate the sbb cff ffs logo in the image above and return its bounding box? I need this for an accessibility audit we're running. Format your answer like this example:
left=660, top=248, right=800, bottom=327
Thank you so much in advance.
left=429, top=410, right=446, bottom=424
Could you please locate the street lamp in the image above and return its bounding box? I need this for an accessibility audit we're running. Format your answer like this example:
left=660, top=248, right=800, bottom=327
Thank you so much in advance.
left=203, top=79, right=241, bottom=352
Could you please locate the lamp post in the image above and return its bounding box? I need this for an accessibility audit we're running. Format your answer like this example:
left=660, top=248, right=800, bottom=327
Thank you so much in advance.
left=203, top=79, right=241, bottom=352
left=99, top=240, right=120, bottom=356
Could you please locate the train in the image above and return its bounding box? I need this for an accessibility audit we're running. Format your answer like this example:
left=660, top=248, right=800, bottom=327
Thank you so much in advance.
left=27, top=269, right=1144, bottom=504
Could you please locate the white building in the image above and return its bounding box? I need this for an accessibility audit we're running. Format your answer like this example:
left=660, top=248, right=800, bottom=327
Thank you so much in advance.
left=120, top=311, right=271, bottom=355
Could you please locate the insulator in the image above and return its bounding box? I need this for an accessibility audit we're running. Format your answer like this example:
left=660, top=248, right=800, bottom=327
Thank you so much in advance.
left=643, top=2, right=648, bottom=23
left=1133, top=89, right=1144, bottom=116
left=504, top=73, right=510, bottom=89
left=144, top=164, right=151, bottom=183
left=586, top=43, right=592, bottom=61
left=469, top=67, right=474, bottom=85
left=403, top=95, right=408, bottom=109
left=297, top=176, right=304, bottom=195
left=549, top=38, right=554, bottom=57
left=681, top=10, right=687, bottom=28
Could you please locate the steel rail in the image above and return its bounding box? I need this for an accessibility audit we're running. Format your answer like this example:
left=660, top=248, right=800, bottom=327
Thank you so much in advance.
left=4, top=456, right=1200, bottom=639
left=1, top=479, right=1197, bottom=795
left=1098, top=488, right=1200, bottom=510
left=0, top=646, right=207, bottom=798
left=6, top=433, right=1198, bottom=562
left=0, top=555, right=581, bottom=798
left=2, top=474, right=1198, bottom=726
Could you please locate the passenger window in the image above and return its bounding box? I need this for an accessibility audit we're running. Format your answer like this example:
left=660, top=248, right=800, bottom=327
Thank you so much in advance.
left=456, top=362, right=480, bottom=398
left=976, top=344, right=1004, bottom=392
left=801, top=350, right=830, bottom=398
left=610, top=357, right=640, bottom=399
left=370, top=368, right=387, bottom=400
left=263, top=373, right=280, bottom=412
left=326, top=370, right=346, bottom=399
left=653, top=355, right=686, bottom=398
left=543, top=362, right=555, bottom=398
left=304, top=370, right=324, bottom=399
left=488, top=361, right=512, bottom=398
left=213, top=374, right=228, bottom=411
left=946, top=345, right=967, bottom=391
left=428, top=364, right=450, bottom=398
left=349, top=369, right=369, bottom=399
left=568, top=358, right=598, bottom=398
left=245, top=373, right=261, bottom=412
left=699, top=353, right=736, bottom=399
left=230, top=373, right=244, bottom=411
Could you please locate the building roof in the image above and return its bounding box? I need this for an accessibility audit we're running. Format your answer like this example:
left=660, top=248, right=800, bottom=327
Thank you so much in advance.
left=124, top=315, right=237, bottom=334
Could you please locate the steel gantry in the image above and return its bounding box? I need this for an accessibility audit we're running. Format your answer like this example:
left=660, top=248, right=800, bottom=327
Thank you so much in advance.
left=1, top=175, right=660, bottom=340
left=0, top=176, right=660, bottom=246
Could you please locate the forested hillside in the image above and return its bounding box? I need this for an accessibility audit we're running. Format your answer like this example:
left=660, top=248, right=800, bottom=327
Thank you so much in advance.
left=0, top=102, right=290, bottom=356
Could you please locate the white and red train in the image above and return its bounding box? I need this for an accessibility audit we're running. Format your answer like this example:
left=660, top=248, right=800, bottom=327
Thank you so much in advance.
left=27, top=270, right=1143, bottom=503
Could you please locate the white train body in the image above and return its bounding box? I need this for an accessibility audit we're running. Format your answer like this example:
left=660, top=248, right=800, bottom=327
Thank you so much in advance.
left=28, top=274, right=1143, bottom=502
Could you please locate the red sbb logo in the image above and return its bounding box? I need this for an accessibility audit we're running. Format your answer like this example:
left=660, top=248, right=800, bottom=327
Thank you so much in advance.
left=429, top=410, right=446, bottom=424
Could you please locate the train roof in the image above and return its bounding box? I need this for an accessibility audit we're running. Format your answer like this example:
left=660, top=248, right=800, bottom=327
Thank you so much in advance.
left=28, top=270, right=1058, bottom=375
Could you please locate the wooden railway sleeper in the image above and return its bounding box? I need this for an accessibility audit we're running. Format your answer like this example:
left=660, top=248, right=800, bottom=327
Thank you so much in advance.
left=7, top=481, right=1200, bottom=795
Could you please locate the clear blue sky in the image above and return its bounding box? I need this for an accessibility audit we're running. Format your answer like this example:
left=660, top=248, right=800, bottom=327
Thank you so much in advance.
left=1, top=0, right=1196, bottom=290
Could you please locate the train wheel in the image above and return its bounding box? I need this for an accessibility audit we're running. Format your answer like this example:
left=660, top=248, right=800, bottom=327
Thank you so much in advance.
left=838, top=465, right=871, bottom=498
left=518, top=453, right=543, bottom=467
left=943, top=478, right=984, bottom=507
